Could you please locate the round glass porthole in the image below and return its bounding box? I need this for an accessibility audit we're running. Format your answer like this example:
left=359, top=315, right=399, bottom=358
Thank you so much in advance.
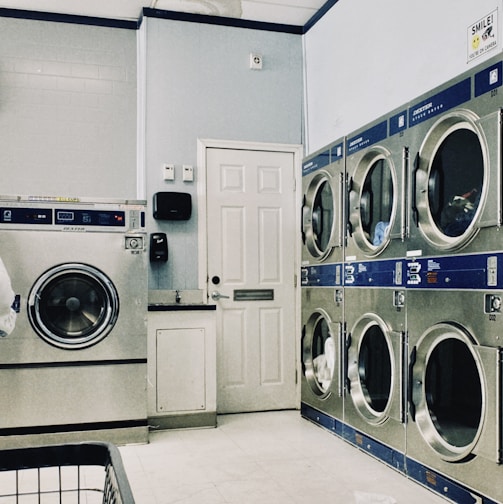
left=415, top=111, right=486, bottom=250
left=347, top=315, right=393, bottom=424
left=28, top=263, right=119, bottom=349
left=348, top=148, right=395, bottom=257
left=411, top=324, right=484, bottom=462
left=302, top=171, right=336, bottom=261
left=302, top=310, right=336, bottom=397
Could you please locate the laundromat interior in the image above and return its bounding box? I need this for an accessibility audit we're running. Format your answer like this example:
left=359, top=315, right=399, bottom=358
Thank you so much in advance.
left=0, top=0, right=503, bottom=503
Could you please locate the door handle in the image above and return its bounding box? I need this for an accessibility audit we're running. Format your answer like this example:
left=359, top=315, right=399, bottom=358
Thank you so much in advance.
left=211, top=291, right=230, bottom=301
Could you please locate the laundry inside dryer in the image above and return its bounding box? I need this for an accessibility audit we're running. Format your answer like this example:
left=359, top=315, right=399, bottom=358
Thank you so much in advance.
left=306, top=313, right=335, bottom=394
left=429, top=129, right=483, bottom=237
left=360, top=159, right=393, bottom=247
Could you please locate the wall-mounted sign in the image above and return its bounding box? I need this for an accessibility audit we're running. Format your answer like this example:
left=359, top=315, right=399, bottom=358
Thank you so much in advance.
left=468, top=9, right=498, bottom=62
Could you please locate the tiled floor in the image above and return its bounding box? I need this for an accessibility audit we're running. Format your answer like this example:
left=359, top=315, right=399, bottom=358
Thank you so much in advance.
left=119, top=410, right=448, bottom=504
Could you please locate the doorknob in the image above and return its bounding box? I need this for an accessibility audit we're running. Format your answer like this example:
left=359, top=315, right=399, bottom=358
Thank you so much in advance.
left=211, top=290, right=230, bottom=301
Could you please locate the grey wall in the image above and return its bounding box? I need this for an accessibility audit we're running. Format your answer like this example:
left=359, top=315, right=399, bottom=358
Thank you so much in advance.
left=0, top=17, right=137, bottom=198
left=142, top=15, right=303, bottom=291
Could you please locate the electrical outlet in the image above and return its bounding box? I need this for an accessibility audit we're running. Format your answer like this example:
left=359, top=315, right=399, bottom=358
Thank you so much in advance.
left=249, top=53, right=263, bottom=70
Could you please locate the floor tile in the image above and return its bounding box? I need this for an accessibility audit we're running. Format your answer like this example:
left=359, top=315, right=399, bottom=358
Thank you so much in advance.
left=119, top=411, right=449, bottom=504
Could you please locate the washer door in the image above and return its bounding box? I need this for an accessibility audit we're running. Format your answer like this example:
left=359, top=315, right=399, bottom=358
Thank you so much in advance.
left=413, top=109, right=500, bottom=250
left=302, top=170, right=342, bottom=262
left=348, top=147, right=397, bottom=257
left=29, top=263, right=119, bottom=349
left=409, top=323, right=500, bottom=462
left=302, top=309, right=339, bottom=398
left=347, top=313, right=403, bottom=425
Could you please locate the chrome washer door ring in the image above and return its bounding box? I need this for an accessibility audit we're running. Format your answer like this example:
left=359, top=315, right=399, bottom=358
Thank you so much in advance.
left=28, top=263, right=119, bottom=349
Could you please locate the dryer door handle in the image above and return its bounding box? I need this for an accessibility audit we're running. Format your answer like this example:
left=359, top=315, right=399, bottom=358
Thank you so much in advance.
left=411, top=153, right=419, bottom=227
left=408, top=345, right=417, bottom=422
left=346, top=176, right=354, bottom=237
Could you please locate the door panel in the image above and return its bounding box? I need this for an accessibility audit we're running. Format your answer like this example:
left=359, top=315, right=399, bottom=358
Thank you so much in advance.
left=207, top=147, right=297, bottom=413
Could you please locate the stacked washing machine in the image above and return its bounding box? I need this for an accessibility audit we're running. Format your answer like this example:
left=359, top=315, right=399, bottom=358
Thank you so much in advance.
left=404, top=53, right=503, bottom=503
left=343, top=105, right=409, bottom=471
left=300, top=138, right=345, bottom=435
left=300, top=52, right=503, bottom=504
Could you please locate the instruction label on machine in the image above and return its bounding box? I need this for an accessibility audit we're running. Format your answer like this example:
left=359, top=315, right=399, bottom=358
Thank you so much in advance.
left=468, top=9, right=498, bottom=62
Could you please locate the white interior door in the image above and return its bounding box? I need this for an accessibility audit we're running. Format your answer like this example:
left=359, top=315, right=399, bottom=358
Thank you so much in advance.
left=206, top=146, right=297, bottom=413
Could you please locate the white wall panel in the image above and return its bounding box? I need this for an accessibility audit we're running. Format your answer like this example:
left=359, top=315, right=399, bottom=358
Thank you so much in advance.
left=304, top=0, right=502, bottom=153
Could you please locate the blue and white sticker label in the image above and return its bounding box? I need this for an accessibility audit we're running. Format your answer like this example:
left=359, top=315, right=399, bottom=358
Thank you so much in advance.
left=301, top=263, right=343, bottom=287
left=406, top=252, right=502, bottom=289
left=389, top=110, right=408, bottom=136
left=408, top=78, right=471, bottom=127
left=344, top=259, right=404, bottom=287
left=474, top=60, right=503, bottom=97
left=347, top=120, right=387, bottom=155
left=330, top=142, right=344, bottom=162
left=302, top=149, right=330, bottom=176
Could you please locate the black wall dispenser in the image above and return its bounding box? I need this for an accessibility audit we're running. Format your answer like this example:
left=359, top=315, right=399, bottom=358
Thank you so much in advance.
left=150, top=232, right=168, bottom=262
left=153, top=192, right=192, bottom=220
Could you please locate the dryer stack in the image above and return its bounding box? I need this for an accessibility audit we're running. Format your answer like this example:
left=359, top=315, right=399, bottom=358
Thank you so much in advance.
left=343, top=105, right=409, bottom=472
left=300, top=139, right=345, bottom=434
left=404, top=54, right=503, bottom=504
left=300, top=53, right=503, bottom=504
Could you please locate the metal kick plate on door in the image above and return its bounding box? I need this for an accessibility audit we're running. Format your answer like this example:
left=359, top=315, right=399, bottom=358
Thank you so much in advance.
left=233, top=289, right=274, bottom=301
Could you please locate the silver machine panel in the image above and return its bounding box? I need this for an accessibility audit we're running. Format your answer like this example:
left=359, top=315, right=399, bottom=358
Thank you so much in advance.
left=301, top=287, right=344, bottom=422
left=301, top=139, right=345, bottom=266
left=343, top=287, right=406, bottom=460
left=345, top=106, right=409, bottom=262
left=407, top=289, right=502, bottom=502
left=407, top=54, right=503, bottom=259
left=0, top=196, right=148, bottom=447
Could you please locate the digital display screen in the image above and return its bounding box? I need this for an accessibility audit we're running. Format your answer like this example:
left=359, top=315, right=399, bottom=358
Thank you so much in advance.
left=56, top=209, right=125, bottom=227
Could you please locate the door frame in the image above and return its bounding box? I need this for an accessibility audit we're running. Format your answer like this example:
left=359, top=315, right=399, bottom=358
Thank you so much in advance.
left=196, top=138, right=303, bottom=406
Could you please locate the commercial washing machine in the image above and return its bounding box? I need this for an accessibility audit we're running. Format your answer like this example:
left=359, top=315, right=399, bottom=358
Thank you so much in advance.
left=342, top=286, right=407, bottom=471
left=0, top=196, right=148, bottom=448
left=407, top=54, right=503, bottom=265
left=407, top=289, right=502, bottom=503
left=301, top=139, right=345, bottom=268
left=300, top=286, right=344, bottom=434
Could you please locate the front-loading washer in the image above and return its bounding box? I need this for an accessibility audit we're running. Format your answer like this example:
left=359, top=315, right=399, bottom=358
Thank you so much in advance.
left=301, top=138, right=345, bottom=268
left=407, top=289, right=502, bottom=503
left=407, top=55, right=503, bottom=267
left=342, top=286, right=406, bottom=471
left=0, top=196, right=148, bottom=448
left=300, top=286, right=344, bottom=434
left=345, top=106, right=409, bottom=290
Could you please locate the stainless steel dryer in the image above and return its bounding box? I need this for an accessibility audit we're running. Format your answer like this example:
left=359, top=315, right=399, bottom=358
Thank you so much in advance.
left=407, top=289, right=502, bottom=503
left=343, top=286, right=406, bottom=471
left=0, top=196, right=148, bottom=448
left=345, top=106, right=409, bottom=264
left=301, top=139, right=345, bottom=267
left=407, top=54, right=503, bottom=262
left=300, top=287, right=344, bottom=434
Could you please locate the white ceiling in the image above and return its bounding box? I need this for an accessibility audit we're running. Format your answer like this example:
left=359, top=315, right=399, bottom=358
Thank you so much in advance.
left=0, top=0, right=330, bottom=26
